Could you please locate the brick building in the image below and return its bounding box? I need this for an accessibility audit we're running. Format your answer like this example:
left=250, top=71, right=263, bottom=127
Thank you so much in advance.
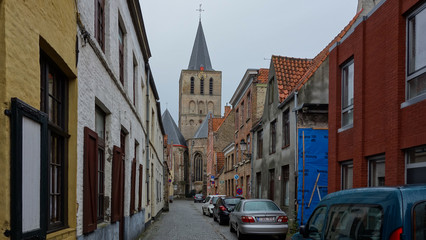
left=328, top=0, right=426, bottom=192
left=229, top=68, right=269, bottom=198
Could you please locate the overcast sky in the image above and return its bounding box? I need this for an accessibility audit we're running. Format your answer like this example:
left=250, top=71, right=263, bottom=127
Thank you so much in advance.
left=140, top=0, right=359, bottom=122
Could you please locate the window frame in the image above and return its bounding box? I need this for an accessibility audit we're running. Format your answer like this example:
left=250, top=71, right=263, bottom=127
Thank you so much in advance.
left=200, top=77, right=204, bottom=95
left=341, top=161, right=353, bottom=190
left=341, top=59, right=354, bottom=130
left=190, top=77, right=194, bottom=94
left=406, top=145, right=426, bottom=184
left=368, top=154, right=385, bottom=187
left=118, top=23, right=125, bottom=85
left=94, top=0, right=105, bottom=51
left=257, top=129, right=263, bottom=159
left=270, top=120, right=277, bottom=154
left=95, top=107, right=106, bottom=222
left=40, top=52, right=68, bottom=232
left=209, top=78, right=213, bottom=95
left=282, top=109, right=290, bottom=148
left=406, top=3, right=426, bottom=103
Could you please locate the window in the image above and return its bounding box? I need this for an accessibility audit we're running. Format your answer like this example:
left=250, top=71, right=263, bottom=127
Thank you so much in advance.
left=209, top=78, right=213, bottom=95
left=325, top=205, right=382, bottom=240
left=268, top=77, right=274, bottom=105
left=241, top=101, right=244, bottom=125
left=200, top=78, right=204, bottom=95
left=270, top=120, right=277, bottom=154
left=368, top=155, right=385, bottom=187
left=407, top=4, right=426, bottom=100
left=341, top=59, right=354, bottom=128
left=133, top=57, right=137, bottom=105
left=194, top=153, right=203, bottom=181
left=231, top=153, right=234, bottom=167
left=413, top=201, right=426, bottom=239
left=247, top=134, right=251, bottom=153
left=235, top=109, right=239, bottom=130
left=256, top=172, right=261, bottom=198
left=95, top=107, right=105, bottom=222
left=138, top=164, right=143, bottom=211
left=94, top=0, right=105, bottom=51
left=190, top=77, right=194, bottom=94
left=118, top=23, right=125, bottom=85
left=342, top=161, right=353, bottom=190
left=247, top=92, right=251, bottom=119
left=40, top=52, right=68, bottom=230
left=130, top=142, right=138, bottom=215
left=306, top=206, right=327, bottom=240
left=406, top=145, right=426, bottom=184
left=282, top=110, right=290, bottom=148
left=269, top=169, right=275, bottom=200
left=281, top=165, right=289, bottom=206
left=246, top=175, right=250, bottom=199
left=257, top=129, right=263, bottom=159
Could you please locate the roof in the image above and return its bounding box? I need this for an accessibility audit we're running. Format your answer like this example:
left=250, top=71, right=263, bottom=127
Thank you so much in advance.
left=272, top=56, right=312, bottom=102
left=188, top=21, right=213, bottom=71
left=161, top=109, right=187, bottom=146
left=193, top=112, right=213, bottom=139
left=257, top=68, right=269, bottom=84
left=295, top=10, right=363, bottom=91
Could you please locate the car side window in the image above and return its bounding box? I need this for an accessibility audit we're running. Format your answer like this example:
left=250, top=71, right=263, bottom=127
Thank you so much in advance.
left=234, top=202, right=242, bottom=212
left=306, top=206, right=327, bottom=240
left=413, top=201, right=426, bottom=239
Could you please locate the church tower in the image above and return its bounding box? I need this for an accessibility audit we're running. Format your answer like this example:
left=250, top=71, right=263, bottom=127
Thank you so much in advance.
left=179, top=20, right=222, bottom=140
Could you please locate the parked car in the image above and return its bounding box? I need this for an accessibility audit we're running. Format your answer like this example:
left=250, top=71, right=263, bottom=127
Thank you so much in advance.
left=213, top=197, right=243, bottom=225
left=292, top=185, right=426, bottom=240
left=229, top=199, right=288, bottom=240
left=201, top=194, right=226, bottom=217
left=194, top=193, right=204, bottom=203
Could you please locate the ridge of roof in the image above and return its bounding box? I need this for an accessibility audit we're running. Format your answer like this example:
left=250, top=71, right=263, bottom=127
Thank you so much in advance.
left=272, top=55, right=313, bottom=102
left=295, top=10, right=363, bottom=91
left=193, top=112, right=213, bottom=139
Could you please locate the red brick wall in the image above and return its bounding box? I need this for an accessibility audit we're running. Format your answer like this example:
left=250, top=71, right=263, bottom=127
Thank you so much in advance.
left=329, top=0, right=426, bottom=192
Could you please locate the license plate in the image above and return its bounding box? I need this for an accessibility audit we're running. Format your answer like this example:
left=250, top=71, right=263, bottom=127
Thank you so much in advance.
left=257, top=217, right=275, bottom=222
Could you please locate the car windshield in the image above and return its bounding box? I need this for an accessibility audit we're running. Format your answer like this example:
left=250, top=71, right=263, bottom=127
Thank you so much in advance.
left=212, top=197, right=220, bottom=204
left=224, top=198, right=241, bottom=205
left=243, top=201, right=280, bottom=211
left=205, top=196, right=211, bottom=202
left=195, top=194, right=203, bottom=197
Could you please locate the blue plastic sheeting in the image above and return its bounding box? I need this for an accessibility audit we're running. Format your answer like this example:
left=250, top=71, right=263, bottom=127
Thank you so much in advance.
left=297, top=128, right=328, bottom=225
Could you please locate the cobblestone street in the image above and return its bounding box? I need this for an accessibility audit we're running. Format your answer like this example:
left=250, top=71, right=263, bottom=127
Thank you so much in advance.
left=139, top=200, right=286, bottom=240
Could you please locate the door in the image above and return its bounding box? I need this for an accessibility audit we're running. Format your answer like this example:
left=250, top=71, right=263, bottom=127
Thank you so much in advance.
left=112, top=146, right=125, bottom=240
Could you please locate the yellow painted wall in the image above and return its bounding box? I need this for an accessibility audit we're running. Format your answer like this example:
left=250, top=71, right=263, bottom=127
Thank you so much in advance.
left=0, top=0, right=77, bottom=239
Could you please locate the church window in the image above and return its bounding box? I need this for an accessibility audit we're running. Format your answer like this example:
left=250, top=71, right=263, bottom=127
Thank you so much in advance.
left=194, top=154, right=203, bottom=181
left=209, top=78, right=213, bottom=95
left=200, top=78, right=204, bottom=95
left=190, top=77, right=194, bottom=94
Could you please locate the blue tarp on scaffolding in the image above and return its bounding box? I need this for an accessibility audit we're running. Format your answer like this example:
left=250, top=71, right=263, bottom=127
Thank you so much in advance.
left=297, top=128, right=328, bottom=225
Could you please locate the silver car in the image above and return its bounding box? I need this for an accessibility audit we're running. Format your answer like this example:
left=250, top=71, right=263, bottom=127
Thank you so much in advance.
left=229, top=199, right=288, bottom=240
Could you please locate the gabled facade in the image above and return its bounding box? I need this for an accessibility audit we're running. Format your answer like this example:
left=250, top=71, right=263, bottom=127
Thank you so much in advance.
left=76, top=0, right=164, bottom=239
left=0, top=1, right=78, bottom=239
left=206, top=106, right=234, bottom=195
left=229, top=68, right=269, bottom=199
left=329, top=0, right=426, bottom=192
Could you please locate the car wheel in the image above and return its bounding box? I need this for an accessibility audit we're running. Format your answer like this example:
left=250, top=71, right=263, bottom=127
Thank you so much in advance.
left=209, top=211, right=213, bottom=217
left=236, top=225, right=245, bottom=240
left=229, top=222, right=235, bottom=232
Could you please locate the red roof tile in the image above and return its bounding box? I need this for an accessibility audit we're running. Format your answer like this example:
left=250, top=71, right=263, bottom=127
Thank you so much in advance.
left=272, top=55, right=312, bottom=102
left=257, top=68, right=269, bottom=83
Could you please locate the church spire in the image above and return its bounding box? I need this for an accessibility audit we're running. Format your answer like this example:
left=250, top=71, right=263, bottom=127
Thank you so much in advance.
left=187, top=19, right=213, bottom=71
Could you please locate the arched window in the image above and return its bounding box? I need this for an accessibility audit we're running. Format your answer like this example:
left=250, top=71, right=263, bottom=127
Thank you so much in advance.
left=194, top=153, right=203, bottom=181
left=190, top=77, right=194, bottom=94
left=200, top=78, right=204, bottom=95
left=209, top=78, right=213, bottom=95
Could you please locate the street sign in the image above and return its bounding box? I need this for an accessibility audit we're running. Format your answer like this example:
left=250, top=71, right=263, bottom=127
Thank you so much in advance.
left=168, top=179, right=172, bottom=183
left=211, top=175, right=215, bottom=179
left=236, top=188, right=243, bottom=195
left=211, top=181, right=215, bottom=185
left=234, top=174, right=239, bottom=180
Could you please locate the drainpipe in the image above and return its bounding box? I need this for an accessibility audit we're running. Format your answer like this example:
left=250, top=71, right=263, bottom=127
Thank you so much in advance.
left=294, top=91, right=299, bottom=216
left=145, top=63, right=151, bottom=212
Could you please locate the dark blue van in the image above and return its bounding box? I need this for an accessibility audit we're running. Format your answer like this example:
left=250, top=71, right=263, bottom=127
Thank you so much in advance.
left=292, top=185, right=426, bottom=240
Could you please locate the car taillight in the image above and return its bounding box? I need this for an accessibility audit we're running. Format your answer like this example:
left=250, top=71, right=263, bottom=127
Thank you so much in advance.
left=277, top=216, right=288, bottom=223
left=219, top=206, right=226, bottom=211
left=389, top=227, right=402, bottom=240
left=241, top=216, right=255, bottom=223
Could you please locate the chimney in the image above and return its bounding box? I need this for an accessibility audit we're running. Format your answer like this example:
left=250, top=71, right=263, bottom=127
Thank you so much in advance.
left=357, top=0, right=379, bottom=16
left=224, top=106, right=231, bottom=116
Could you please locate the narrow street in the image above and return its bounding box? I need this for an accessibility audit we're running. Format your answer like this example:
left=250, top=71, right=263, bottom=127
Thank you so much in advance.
left=139, top=200, right=286, bottom=240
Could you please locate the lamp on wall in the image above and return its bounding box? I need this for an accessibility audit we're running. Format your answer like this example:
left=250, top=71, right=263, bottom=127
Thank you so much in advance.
left=239, top=139, right=251, bottom=160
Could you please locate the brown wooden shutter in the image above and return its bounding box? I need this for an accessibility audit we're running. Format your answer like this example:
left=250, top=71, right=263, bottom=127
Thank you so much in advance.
left=130, top=159, right=136, bottom=215
left=138, top=164, right=143, bottom=211
left=111, top=146, right=124, bottom=222
left=83, top=127, right=98, bottom=234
